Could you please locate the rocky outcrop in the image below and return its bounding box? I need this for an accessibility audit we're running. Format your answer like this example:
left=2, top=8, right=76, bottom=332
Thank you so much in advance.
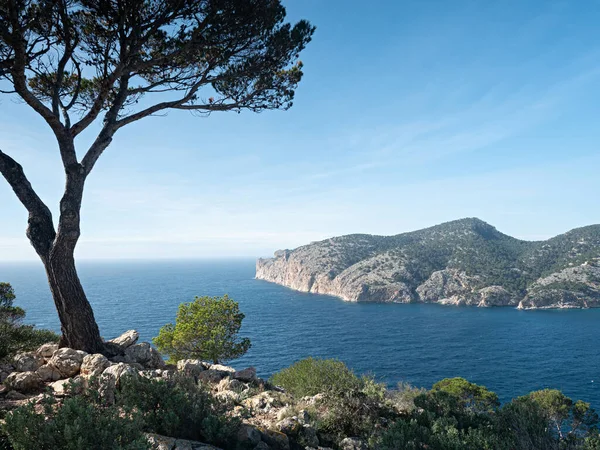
left=1, top=335, right=331, bottom=450
left=518, top=264, right=600, bottom=309
left=4, top=371, right=41, bottom=393
left=108, top=329, right=140, bottom=348
left=49, top=348, right=87, bottom=378
left=80, top=353, right=111, bottom=377
left=257, top=218, right=600, bottom=309
left=146, top=433, right=222, bottom=450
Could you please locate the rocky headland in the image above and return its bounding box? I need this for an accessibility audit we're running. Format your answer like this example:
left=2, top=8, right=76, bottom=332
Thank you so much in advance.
left=256, top=218, right=600, bottom=309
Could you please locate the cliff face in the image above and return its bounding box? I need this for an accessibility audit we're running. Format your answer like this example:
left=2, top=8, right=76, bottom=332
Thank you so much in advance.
left=256, top=218, right=600, bottom=309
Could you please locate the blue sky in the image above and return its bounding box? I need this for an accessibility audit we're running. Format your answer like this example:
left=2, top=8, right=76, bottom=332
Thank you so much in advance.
left=1, top=0, right=600, bottom=261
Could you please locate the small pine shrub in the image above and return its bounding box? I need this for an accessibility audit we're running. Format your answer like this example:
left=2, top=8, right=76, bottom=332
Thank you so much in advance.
left=1, top=396, right=147, bottom=450
left=153, top=295, right=251, bottom=364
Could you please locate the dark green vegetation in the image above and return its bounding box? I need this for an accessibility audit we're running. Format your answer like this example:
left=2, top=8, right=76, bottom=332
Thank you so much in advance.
left=117, top=376, right=240, bottom=448
left=0, top=283, right=59, bottom=359
left=154, top=295, right=251, bottom=364
left=2, top=395, right=148, bottom=450
left=0, top=0, right=314, bottom=353
left=318, top=219, right=600, bottom=292
left=0, top=376, right=239, bottom=450
left=271, top=358, right=600, bottom=450
left=270, top=357, right=378, bottom=398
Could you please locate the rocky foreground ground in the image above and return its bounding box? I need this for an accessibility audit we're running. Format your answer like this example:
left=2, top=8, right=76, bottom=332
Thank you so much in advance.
left=0, top=331, right=363, bottom=450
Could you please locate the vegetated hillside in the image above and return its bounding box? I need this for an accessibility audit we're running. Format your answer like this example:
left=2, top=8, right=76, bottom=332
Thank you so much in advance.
left=256, top=218, right=600, bottom=309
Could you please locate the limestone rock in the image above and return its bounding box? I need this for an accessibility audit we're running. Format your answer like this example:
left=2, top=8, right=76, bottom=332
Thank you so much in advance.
left=209, top=364, right=235, bottom=373
left=80, top=353, right=111, bottom=377
left=233, top=367, right=257, bottom=382
left=36, top=343, right=59, bottom=360
left=13, top=352, right=45, bottom=372
left=4, top=371, right=42, bottom=393
left=36, top=364, right=62, bottom=382
left=140, top=369, right=175, bottom=381
left=102, top=362, right=137, bottom=384
left=243, top=391, right=283, bottom=412
left=123, top=343, right=165, bottom=369
left=145, top=433, right=222, bottom=450
left=177, top=359, right=206, bottom=378
left=276, top=417, right=302, bottom=436
left=477, top=286, right=517, bottom=307
left=108, top=330, right=140, bottom=348
left=217, top=377, right=243, bottom=393
left=339, top=437, right=368, bottom=450
left=49, top=348, right=87, bottom=378
left=51, top=377, right=84, bottom=396
left=100, top=363, right=138, bottom=404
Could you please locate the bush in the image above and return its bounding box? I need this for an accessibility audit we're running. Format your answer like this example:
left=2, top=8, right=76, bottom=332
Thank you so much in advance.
left=317, top=387, right=392, bottom=446
left=431, top=377, right=499, bottom=413
left=0, top=282, right=59, bottom=359
left=526, top=389, right=599, bottom=441
left=270, top=358, right=391, bottom=445
left=1, top=396, right=147, bottom=450
left=496, top=397, right=557, bottom=450
left=269, top=357, right=364, bottom=397
left=375, top=383, right=600, bottom=450
left=153, top=295, right=251, bottom=364
left=388, top=382, right=427, bottom=413
left=117, top=375, right=240, bottom=448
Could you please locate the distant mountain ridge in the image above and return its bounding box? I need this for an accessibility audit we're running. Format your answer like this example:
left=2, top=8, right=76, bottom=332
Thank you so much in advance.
left=255, top=218, right=600, bottom=309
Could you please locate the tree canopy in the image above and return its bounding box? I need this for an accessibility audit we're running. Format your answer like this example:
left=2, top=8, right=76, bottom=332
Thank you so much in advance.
left=154, top=295, right=251, bottom=364
left=0, top=0, right=314, bottom=352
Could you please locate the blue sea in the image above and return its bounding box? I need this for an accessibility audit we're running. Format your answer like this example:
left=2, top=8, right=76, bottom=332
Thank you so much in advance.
left=1, top=259, right=599, bottom=408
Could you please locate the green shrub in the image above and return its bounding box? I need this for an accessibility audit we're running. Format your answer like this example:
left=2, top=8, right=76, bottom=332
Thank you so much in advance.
left=317, top=388, right=393, bottom=446
left=0, top=282, right=59, bottom=359
left=496, top=397, right=557, bottom=450
left=388, top=382, right=427, bottom=413
left=153, top=295, right=251, bottom=364
left=526, top=389, right=599, bottom=441
left=271, top=358, right=391, bottom=445
left=269, top=357, right=364, bottom=397
left=583, top=433, right=600, bottom=450
left=117, top=374, right=240, bottom=448
left=1, top=396, right=147, bottom=450
left=431, top=377, right=499, bottom=413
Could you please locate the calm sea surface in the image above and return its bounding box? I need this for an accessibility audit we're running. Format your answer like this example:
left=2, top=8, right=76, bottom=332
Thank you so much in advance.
left=1, top=259, right=598, bottom=408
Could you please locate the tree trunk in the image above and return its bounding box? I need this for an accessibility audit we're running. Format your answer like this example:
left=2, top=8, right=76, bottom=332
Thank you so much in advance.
left=42, top=245, right=105, bottom=353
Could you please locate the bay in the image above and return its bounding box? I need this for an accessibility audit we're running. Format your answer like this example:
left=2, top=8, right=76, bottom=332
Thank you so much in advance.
left=1, top=259, right=598, bottom=408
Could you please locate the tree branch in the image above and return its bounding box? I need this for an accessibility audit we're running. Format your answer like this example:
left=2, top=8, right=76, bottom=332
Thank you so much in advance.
left=80, top=74, right=130, bottom=175
left=0, top=149, right=56, bottom=258
left=7, top=3, right=76, bottom=167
